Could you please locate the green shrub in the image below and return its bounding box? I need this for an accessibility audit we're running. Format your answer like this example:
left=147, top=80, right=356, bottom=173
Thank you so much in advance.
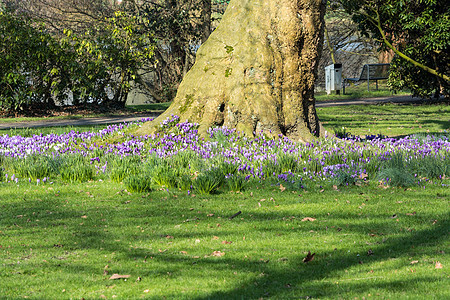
left=192, top=168, right=224, bottom=195
left=169, top=151, right=198, bottom=169
left=333, top=127, right=351, bottom=139
left=226, top=174, right=247, bottom=191
left=262, top=160, right=282, bottom=177
left=377, top=153, right=416, bottom=187
left=13, top=155, right=59, bottom=180
left=175, top=173, right=192, bottom=190
left=277, top=153, right=298, bottom=173
left=110, top=165, right=137, bottom=183
left=108, top=155, right=142, bottom=183
left=215, top=159, right=238, bottom=176
left=124, top=174, right=152, bottom=193
left=150, top=163, right=177, bottom=188
left=363, top=159, right=382, bottom=179
left=333, top=170, right=356, bottom=186
left=410, top=156, right=449, bottom=180
left=377, top=167, right=416, bottom=187
left=60, top=155, right=94, bottom=183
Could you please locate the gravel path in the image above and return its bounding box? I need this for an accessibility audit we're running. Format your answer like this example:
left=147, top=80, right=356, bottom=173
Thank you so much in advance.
left=0, top=95, right=436, bottom=130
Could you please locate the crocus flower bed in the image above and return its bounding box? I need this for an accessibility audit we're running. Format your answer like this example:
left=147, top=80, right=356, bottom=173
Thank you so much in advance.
left=0, top=115, right=449, bottom=192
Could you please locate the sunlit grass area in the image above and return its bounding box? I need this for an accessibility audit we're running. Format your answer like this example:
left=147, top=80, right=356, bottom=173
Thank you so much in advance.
left=316, top=80, right=410, bottom=101
left=317, top=103, right=450, bottom=137
left=1, top=178, right=448, bottom=299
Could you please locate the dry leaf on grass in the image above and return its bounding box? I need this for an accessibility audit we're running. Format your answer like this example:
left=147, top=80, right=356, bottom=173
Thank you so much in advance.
left=303, top=251, right=315, bottom=263
left=221, top=241, right=232, bottom=244
left=301, top=217, right=316, bottom=222
left=109, top=274, right=131, bottom=280
left=410, top=260, right=419, bottom=265
left=210, top=251, right=225, bottom=257
left=435, top=261, right=443, bottom=269
left=280, top=184, right=286, bottom=192
left=359, top=173, right=369, bottom=180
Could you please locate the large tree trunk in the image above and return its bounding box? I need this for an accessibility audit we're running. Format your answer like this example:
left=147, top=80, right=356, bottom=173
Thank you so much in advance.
left=136, top=0, right=326, bottom=142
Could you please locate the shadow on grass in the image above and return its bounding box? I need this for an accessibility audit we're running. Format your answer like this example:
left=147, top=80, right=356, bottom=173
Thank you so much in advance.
left=1, top=190, right=447, bottom=299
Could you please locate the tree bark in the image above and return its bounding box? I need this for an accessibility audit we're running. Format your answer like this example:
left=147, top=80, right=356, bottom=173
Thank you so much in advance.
left=200, top=0, right=212, bottom=44
left=136, top=0, right=326, bottom=142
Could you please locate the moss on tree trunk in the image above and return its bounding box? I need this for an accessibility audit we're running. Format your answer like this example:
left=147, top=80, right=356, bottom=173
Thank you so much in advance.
left=136, top=0, right=326, bottom=142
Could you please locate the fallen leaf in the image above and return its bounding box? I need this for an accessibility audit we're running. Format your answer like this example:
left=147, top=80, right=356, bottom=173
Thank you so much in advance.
left=212, top=236, right=219, bottom=240
left=406, top=212, right=416, bottom=216
left=221, top=241, right=232, bottom=244
left=210, top=251, right=225, bottom=257
left=435, top=261, right=443, bottom=269
left=367, top=249, right=374, bottom=256
left=359, top=173, right=369, bottom=179
left=332, top=185, right=339, bottom=190
left=81, top=215, right=87, bottom=219
left=303, top=251, right=315, bottom=263
left=109, top=274, right=130, bottom=280
left=180, top=251, right=188, bottom=255
left=144, top=290, right=150, bottom=293
left=410, top=260, right=419, bottom=265
left=279, top=184, right=286, bottom=192
left=301, top=217, right=316, bottom=222
left=207, top=214, right=214, bottom=217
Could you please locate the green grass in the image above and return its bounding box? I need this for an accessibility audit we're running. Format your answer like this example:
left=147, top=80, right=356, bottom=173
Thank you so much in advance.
left=317, top=103, right=450, bottom=137
left=126, top=102, right=172, bottom=112
left=0, top=102, right=170, bottom=124
left=0, top=125, right=111, bottom=137
left=316, top=81, right=410, bottom=102
left=1, top=179, right=448, bottom=299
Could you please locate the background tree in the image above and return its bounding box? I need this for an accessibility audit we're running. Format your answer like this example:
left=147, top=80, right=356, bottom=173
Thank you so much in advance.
left=317, top=1, right=381, bottom=90
left=342, top=0, right=449, bottom=99
left=1, top=1, right=155, bottom=111
left=136, top=0, right=327, bottom=142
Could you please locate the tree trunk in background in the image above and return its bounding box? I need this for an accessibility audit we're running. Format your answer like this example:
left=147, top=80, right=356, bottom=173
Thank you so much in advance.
left=136, top=0, right=326, bottom=142
left=200, top=0, right=212, bottom=43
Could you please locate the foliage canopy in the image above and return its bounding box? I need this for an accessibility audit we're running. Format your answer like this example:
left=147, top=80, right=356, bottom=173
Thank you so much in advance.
left=342, top=0, right=449, bottom=98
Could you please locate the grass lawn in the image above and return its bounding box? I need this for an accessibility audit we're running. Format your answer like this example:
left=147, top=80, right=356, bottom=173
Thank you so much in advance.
left=1, top=179, right=449, bottom=299
left=317, top=103, right=450, bottom=137
left=315, top=80, right=410, bottom=102
left=0, top=103, right=449, bottom=299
